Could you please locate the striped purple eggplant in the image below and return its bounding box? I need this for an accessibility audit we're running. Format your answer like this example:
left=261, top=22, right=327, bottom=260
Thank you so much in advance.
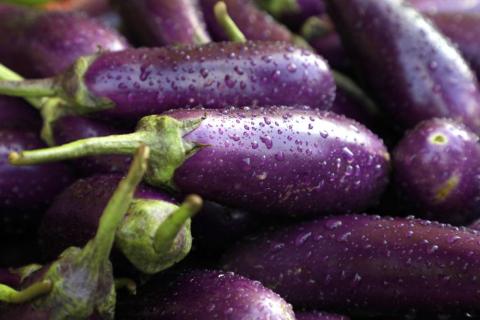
left=8, top=106, right=390, bottom=218
left=0, top=3, right=129, bottom=78
left=116, top=0, right=210, bottom=46
left=116, top=270, right=295, bottom=320
left=223, top=214, right=480, bottom=315
left=39, top=174, right=201, bottom=274
left=325, top=0, right=480, bottom=135
left=393, top=118, right=480, bottom=225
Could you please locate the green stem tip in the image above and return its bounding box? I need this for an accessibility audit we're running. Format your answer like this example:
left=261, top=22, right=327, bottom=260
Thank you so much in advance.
left=154, top=194, right=203, bottom=254
left=214, top=1, right=247, bottom=43
left=0, top=280, right=52, bottom=304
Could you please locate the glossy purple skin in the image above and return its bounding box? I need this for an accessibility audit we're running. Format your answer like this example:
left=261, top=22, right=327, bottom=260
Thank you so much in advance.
left=393, top=118, right=480, bottom=225
left=200, top=0, right=293, bottom=42
left=39, top=174, right=173, bottom=260
left=223, top=214, right=480, bottom=314
left=54, top=116, right=131, bottom=176
left=168, top=107, right=389, bottom=217
left=409, top=0, right=480, bottom=13
left=0, top=96, right=41, bottom=131
left=117, top=270, right=295, bottom=320
left=427, top=13, right=480, bottom=78
left=116, top=0, right=211, bottom=46
left=85, top=43, right=335, bottom=122
left=296, top=312, right=350, bottom=320
left=0, top=129, right=73, bottom=212
left=0, top=4, right=129, bottom=78
left=325, top=0, right=480, bottom=135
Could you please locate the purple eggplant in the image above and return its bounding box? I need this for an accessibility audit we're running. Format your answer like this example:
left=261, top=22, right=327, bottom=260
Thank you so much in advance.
left=0, top=96, right=41, bottom=130
left=325, top=0, right=480, bottom=135
left=116, top=0, right=211, bottom=46
left=393, top=118, right=480, bottom=225
left=427, top=13, right=480, bottom=78
left=39, top=174, right=202, bottom=274
left=9, top=107, right=390, bottom=218
left=296, top=312, right=350, bottom=320
left=0, top=3, right=129, bottom=78
left=0, top=41, right=335, bottom=142
left=0, top=146, right=148, bottom=319
left=409, top=0, right=480, bottom=14
left=223, top=214, right=480, bottom=315
left=116, top=269, right=295, bottom=320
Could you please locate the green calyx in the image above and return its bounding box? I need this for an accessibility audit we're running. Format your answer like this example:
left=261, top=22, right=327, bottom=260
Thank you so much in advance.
left=214, top=1, right=247, bottom=43
left=255, top=0, right=300, bottom=18
left=301, top=16, right=334, bottom=40
left=1, top=146, right=149, bottom=319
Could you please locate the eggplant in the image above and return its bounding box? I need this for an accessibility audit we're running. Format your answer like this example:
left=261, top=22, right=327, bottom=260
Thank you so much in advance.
left=116, top=0, right=211, bottom=46
left=393, top=118, right=480, bottom=225
left=427, top=13, right=480, bottom=78
left=0, top=96, right=40, bottom=130
left=223, top=214, right=480, bottom=315
left=0, top=41, right=335, bottom=143
left=296, top=312, right=350, bottom=320
left=0, top=146, right=148, bottom=319
left=116, top=269, right=295, bottom=319
left=9, top=107, right=390, bottom=218
left=39, top=174, right=202, bottom=274
left=0, top=3, right=129, bottom=78
left=409, top=0, right=480, bottom=14
left=325, top=0, right=480, bottom=135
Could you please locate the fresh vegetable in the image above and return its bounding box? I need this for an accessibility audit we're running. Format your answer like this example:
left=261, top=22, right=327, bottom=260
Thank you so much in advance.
left=39, top=174, right=202, bottom=274
left=116, top=270, right=296, bottom=319
left=0, top=145, right=148, bottom=319
left=223, top=214, right=480, bottom=315
left=325, top=0, right=480, bottom=134
left=8, top=107, right=390, bottom=218
left=0, top=3, right=129, bottom=78
left=393, top=118, right=480, bottom=225
left=0, top=41, right=335, bottom=143
left=0, top=96, right=40, bottom=130
left=296, top=311, right=350, bottom=320
left=115, top=0, right=211, bottom=46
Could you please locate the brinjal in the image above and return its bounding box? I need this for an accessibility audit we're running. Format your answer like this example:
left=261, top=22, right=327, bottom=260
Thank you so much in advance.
left=325, top=0, right=480, bottom=134
left=0, top=145, right=148, bottom=319
left=296, top=312, right=350, bottom=320
left=0, top=96, right=40, bottom=130
left=39, top=174, right=202, bottom=274
left=223, top=214, right=480, bottom=315
left=409, top=0, right=480, bottom=14
left=8, top=106, right=390, bottom=218
left=0, top=3, right=129, bottom=78
left=0, top=41, right=335, bottom=143
left=393, top=118, right=480, bottom=225
left=116, top=269, right=296, bottom=319
left=116, top=0, right=211, bottom=46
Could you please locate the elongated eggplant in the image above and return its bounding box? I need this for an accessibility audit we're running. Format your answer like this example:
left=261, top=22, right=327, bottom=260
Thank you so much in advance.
left=325, top=0, right=480, bottom=134
left=116, top=0, right=211, bottom=46
left=39, top=174, right=202, bottom=274
left=223, top=214, right=480, bottom=315
left=0, top=42, right=335, bottom=142
left=0, top=3, right=129, bottom=78
left=0, top=146, right=148, bottom=319
left=0, top=96, right=40, bottom=130
left=116, top=270, right=295, bottom=320
left=8, top=107, right=390, bottom=218
left=393, top=118, right=480, bottom=225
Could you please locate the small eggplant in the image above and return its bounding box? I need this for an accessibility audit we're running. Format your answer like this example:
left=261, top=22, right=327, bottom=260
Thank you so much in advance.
left=116, top=269, right=296, bottom=320
left=115, top=0, right=211, bottom=46
left=0, top=41, right=335, bottom=142
left=9, top=107, right=390, bottom=218
left=39, top=174, right=202, bottom=274
left=223, top=214, right=480, bottom=315
left=325, top=0, right=480, bottom=134
left=0, top=3, right=129, bottom=78
left=393, top=118, right=480, bottom=225
left=0, top=146, right=148, bottom=319
left=296, top=312, right=350, bottom=320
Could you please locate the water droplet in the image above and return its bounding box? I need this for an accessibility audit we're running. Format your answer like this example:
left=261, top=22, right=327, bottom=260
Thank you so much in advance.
left=428, top=245, right=439, bottom=254
left=448, top=236, right=461, bottom=244
left=275, top=152, right=285, bottom=161
left=260, top=136, right=273, bottom=149
left=251, top=141, right=259, bottom=149
left=295, top=232, right=312, bottom=246
left=325, top=220, right=343, bottom=230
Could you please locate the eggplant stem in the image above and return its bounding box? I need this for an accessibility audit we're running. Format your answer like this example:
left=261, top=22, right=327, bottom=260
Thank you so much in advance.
left=0, top=76, right=57, bottom=98
left=0, top=280, right=52, bottom=304
left=255, top=0, right=300, bottom=18
left=89, top=145, right=149, bottom=265
left=9, top=132, right=148, bottom=166
left=154, top=194, right=203, bottom=254
left=114, top=278, right=137, bottom=295
left=214, top=1, right=246, bottom=43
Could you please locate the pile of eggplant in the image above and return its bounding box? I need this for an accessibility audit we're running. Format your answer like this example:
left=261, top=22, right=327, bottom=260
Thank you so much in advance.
left=1, top=0, right=480, bottom=318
